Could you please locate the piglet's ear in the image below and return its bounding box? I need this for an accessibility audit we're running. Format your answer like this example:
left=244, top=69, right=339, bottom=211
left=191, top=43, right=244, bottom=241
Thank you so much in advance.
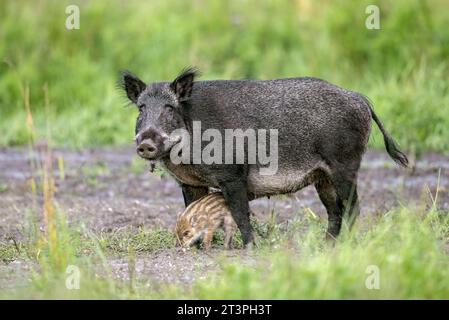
left=120, top=71, right=146, bottom=104
left=170, top=67, right=199, bottom=102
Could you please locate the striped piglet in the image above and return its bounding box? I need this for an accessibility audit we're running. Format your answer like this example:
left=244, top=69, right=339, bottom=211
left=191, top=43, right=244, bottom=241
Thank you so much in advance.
left=175, top=192, right=237, bottom=250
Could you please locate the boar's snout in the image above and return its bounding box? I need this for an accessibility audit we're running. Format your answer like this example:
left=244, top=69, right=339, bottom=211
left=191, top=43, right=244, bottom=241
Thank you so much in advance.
left=136, top=139, right=157, bottom=160
left=135, top=126, right=172, bottom=160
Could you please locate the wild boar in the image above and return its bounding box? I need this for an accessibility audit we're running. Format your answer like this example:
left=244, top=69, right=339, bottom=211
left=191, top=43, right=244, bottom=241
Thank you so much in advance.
left=121, top=67, right=408, bottom=247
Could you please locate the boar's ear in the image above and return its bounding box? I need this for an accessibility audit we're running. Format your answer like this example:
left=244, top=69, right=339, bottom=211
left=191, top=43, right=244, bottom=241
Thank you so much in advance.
left=120, top=71, right=146, bottom=104
left=170, top=67, right=199, bottom=102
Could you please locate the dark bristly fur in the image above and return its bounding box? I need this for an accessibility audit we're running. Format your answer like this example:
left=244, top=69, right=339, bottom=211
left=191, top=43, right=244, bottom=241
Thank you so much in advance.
left=121, top=67, right=409, bottom=247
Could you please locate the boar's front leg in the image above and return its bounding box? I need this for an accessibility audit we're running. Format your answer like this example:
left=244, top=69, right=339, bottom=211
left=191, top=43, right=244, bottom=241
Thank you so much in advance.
left=219, top=180, right=253, bottom=248
left=181, top=184, right=208, bottom=207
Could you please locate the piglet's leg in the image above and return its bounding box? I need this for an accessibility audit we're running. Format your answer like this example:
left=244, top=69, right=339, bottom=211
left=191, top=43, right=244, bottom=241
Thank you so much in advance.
left=223, top=217, right=237, bottom=249
left=202, top=229, right=214, bottom=250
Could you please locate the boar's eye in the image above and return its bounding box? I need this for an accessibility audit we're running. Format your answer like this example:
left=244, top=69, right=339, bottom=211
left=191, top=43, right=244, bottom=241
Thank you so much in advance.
left=138, top=104, right=145, bottom=113
left=162, top=104, right=175, bottom=120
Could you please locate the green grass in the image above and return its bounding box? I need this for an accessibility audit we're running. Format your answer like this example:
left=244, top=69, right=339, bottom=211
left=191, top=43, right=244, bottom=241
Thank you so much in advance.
left=1, top=0, right=448, bottom=153
left=0, top=242, right=20, bottom=263
left=190, top=209, right=449, bottom=299
left=96, top=227, right=177, bottom=254
left=1, top=205, right=448, bottom=299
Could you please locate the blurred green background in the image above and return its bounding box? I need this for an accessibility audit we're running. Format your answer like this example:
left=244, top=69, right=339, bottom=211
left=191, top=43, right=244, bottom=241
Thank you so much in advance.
left=0, top=0, right=448, bottom=153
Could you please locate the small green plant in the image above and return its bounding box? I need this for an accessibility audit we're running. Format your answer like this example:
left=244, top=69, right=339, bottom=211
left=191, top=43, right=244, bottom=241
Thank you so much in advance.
left=0, top=183, right=7, bottom=193
left=0, top=241, right=21, bottom=263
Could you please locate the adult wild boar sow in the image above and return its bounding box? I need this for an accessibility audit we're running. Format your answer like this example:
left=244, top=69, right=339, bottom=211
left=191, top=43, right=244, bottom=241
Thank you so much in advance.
left=121, top=68, right=408, bottom=247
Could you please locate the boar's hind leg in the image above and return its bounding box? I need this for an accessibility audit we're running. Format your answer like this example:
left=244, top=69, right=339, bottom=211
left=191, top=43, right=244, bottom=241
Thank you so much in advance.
left=181, top=184, right=209, bottom=207
left=219, top=180, right=253, bottom=247
left=315, top=174, right=342, bottom=240
left=330, top=169, right=360, bottom=235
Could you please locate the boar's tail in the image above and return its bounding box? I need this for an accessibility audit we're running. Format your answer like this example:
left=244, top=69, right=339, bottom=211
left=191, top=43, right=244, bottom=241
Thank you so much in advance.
left=361, top=95, right=409, bottom=167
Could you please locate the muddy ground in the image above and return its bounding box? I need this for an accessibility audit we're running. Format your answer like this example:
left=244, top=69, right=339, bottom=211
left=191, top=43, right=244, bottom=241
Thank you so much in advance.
left=0, top=147, right=448, bottom=290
